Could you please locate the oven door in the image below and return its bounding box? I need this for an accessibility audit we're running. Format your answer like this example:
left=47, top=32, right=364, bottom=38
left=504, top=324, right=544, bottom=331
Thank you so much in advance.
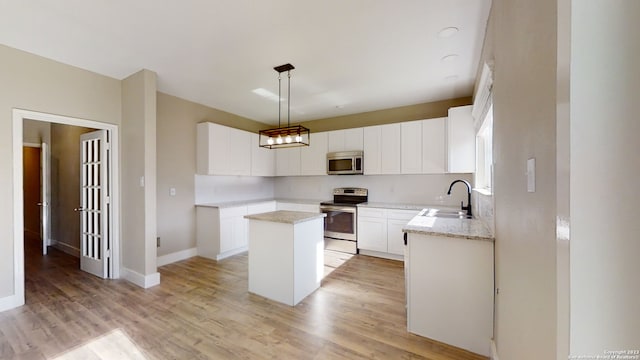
left=320, top=205, right=357, bottom=241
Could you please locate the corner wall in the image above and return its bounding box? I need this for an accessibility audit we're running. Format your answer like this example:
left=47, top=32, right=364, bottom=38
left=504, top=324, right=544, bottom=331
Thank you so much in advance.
left=490, top=0, right=559, bottom=358
left=569, top=0, right=640, bottom=354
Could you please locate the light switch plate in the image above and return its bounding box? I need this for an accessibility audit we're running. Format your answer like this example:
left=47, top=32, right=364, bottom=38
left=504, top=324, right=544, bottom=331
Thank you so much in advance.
left=170, top=188, right=176, bottom=196
left=527, top=158, right=536, bottom=192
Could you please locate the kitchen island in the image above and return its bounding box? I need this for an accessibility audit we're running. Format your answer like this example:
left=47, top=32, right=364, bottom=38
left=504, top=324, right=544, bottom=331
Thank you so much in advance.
left=403, top=213, right=494, bottom=357
left=244, top=210, right=327, bottom=306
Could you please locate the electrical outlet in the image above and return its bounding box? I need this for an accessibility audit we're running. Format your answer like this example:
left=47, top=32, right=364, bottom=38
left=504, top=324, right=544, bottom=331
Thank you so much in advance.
left=156, top=237, right=160, bottom=247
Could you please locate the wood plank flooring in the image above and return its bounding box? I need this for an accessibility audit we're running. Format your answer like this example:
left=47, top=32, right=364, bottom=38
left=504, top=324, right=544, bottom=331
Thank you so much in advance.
left=0, top=237, right=487, bottom=359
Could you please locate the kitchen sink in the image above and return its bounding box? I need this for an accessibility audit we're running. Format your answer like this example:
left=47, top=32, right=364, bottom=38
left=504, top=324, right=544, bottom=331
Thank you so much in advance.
left=418, top=208, right=473, bottom=219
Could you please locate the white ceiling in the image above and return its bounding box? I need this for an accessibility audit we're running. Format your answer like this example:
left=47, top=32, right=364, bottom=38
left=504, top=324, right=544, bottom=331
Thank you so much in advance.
left=0, top=0, right=491, bottom=125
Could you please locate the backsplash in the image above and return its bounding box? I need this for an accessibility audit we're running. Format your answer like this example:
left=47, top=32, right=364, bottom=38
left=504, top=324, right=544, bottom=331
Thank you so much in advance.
left=195, top=173, right=474, bottom=208
left=473, top=190, right=495, bottom=235
left=274, top=174, right=473, bottom=206
left=195, top=175, right=275, bottom=204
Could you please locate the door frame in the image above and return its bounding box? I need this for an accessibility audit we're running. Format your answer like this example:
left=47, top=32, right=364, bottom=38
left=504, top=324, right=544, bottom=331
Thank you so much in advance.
left=12, top=109, right=120, bottom=307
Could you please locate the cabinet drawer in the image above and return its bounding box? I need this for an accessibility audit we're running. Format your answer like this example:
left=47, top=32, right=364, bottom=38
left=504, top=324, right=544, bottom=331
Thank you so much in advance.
left=247, top=201, right=276, bottom=215
left=387, top=209, right=419, bottom=221
left=358, top=207, right=387, bottom=218
left=219, top=206, right=248, bottom=218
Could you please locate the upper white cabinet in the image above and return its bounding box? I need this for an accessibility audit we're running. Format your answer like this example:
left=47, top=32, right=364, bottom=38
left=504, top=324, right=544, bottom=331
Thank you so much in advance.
left=328, top=128, right=364, bottom=152
left=363, top=123, right=401, bottom=175
left=197, top=122, right=251, bottom=176
left=447, top=105, right=475, bottom=173
left=276, top=147, right=301, bottom=176
left=250, top=133, right=276, bottom=176
left=421, top=117, right=446, bottom=174
left=300, top=132, right=328, bottom=175
left=400, top=120, right=423, bottom=174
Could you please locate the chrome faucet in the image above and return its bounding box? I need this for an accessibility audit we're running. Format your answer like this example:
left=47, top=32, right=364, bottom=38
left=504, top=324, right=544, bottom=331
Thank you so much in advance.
left=447, top=180, right=472, bottom=217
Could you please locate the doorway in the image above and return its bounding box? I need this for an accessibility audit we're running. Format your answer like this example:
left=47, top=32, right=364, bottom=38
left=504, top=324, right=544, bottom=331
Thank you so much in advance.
left=11, top=109, right=121, bottom=309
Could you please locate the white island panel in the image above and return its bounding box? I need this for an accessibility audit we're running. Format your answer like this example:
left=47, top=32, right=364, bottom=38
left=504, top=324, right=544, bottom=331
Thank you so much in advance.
left=246, top=210, right=325, bottom=306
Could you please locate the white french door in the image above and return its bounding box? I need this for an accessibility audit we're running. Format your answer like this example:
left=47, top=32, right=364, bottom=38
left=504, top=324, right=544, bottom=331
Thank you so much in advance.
left=78, top=130, right=111, bottom=278
left=40, top=142, right=50, bottom=255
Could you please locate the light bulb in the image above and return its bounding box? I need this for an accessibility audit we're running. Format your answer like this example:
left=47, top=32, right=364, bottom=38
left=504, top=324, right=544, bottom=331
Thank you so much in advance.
left=267, top=137, right=274, bottom=145
left=276, top=136, right=283, bottom=144
left=285, top=135, right=292, bottom=143
left=295, top=134, right=302, bottom=142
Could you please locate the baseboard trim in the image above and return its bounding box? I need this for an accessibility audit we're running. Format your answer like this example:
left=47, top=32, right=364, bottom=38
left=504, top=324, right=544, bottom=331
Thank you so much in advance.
left=122, top=268, right=160, bottom=289
left=216, top=246, right=248, bottom=261
left=0, top=293, right=24, bottom=312
left=358, top=249, right=404, bottom=262
left=157, top=247, right=198, bottom=266
left=491, top=340, right=499, bottom=360
left=52, top=240, right=80, bottom=258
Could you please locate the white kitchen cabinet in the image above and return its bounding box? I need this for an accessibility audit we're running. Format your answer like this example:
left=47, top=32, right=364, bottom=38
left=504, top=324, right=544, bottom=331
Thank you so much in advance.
left=357, top=207, right=418, bottom=258
left=250, top=133, right=276, bottom=176
left=401, top=120, right=423, bottom=174
left=422, top=117, right=446, bottom=174
left=276, top=202, right=320, bottom=213
left=363, top=124, right=401, bottom=175
left=196, top=122, right=251, bottom=176
left=357, top=215, right=388, bottom=253
left=276, top=147, right=301, bottom=176
left=197, top=205, right=249, bottom=261
left=327, top=128, right=363, bottom=152
left=197, top=201, right=277, bottom=261
left=447, top=105, right=475, bottom=173
left=406, top=232, right=494, bottom=357
left=300, top=131, right=328, bottom=175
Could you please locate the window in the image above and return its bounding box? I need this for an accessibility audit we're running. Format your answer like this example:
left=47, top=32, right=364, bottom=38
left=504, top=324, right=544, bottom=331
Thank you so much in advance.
left=476, top=104, right=493, bottom=192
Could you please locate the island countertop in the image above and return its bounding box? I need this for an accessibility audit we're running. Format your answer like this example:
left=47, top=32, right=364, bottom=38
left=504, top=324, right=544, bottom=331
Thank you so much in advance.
left=403, top=214, right=494, bottom=242
left=244, top=210, right=326, bottom=225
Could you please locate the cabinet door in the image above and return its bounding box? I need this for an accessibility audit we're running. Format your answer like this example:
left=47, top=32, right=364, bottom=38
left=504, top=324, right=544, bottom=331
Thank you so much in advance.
left=233, top=216, right=248, bottom=249
left=380, top=123, right=401, bottom=174
left=363, top=126, right=381, bottom=174
left=300, top=132, right=328, bottom=175
left=421, top=118, right=446, bottom=174
left=401, top=121, right=423, bottom=174
left=328, top=128, right=364, bottom=152
left=229, top=128, right=251, bottom=176
left=276, top=147, right=301, bottom=176
left=357, top=217, right=388, bottom=252
left=219, top=217, right=235, bottom=253
left=250, top=133, right=276, bottom=176
left=387, top=219, right=409, bottom=255
left=343, top=128, right=363, bottom=151
left=447, top=105, right=475, bottom=173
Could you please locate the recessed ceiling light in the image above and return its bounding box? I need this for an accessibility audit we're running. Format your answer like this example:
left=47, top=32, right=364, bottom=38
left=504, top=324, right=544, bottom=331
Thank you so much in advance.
left=445, top=75, right=459, bottom=81
left=336, top=105, right=345, bottom=109
left=441, top=54, right=459, bottom=62
left=252, top=88, right=280, bottom=102
left=438, top=27, right=459, bottom=38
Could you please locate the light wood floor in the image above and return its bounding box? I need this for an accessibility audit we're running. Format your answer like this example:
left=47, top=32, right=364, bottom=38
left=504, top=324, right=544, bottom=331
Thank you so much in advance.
left=0, top=236, right=487, bottom=360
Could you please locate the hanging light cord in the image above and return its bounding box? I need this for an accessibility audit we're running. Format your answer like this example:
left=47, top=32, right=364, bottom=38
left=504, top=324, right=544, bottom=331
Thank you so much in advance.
left=287, top=70, right=291, bottom=127
left=277, top=72, right=282, bottom=128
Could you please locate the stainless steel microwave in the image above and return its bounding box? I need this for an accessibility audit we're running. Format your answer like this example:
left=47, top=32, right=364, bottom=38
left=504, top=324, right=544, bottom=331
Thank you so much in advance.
left=327, top=151, right=364, bottom=175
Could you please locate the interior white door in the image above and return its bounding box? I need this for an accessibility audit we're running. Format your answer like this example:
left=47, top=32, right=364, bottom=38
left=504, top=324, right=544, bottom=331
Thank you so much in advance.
left=40, top=142, right=50, bottom=255
left=79, top=130, right=110, bottom=278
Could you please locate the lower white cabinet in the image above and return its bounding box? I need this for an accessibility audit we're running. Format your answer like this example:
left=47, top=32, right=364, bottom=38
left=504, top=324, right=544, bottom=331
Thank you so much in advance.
left=357, top=207, right=418, bottom=258
left=406, top=232, right=493, bottom=357
left=197, top=201, right=277, bottom=261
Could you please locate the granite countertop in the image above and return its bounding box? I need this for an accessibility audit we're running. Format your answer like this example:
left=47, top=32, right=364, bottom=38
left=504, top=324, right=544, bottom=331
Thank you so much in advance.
left=244, top=210, right=327, bottom=225
left=403, top=214, right=494, bottom=242
left=196, top=198, right=326, bottom=208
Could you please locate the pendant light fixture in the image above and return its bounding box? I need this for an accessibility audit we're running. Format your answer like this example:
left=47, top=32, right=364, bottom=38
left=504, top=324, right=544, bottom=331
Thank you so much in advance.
left=259, top=63, right=310, bottom=149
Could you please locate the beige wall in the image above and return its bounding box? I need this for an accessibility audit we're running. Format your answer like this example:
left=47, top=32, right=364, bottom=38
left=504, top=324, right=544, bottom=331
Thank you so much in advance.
left=570, top=0, right=640, bottom=355
left=156, top=92, right=267, bottom=256
left=50, top=124, right=95, bottom=254
left=121, top=69, right=158, bottom=276
left=489, top=0, right=559, bottom=358
left=0, top=44, right=122, bottom=300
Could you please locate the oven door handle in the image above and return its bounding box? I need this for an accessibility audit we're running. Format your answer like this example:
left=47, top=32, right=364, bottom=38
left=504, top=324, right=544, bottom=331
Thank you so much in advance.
left=321, top=206, right=356, bottom=213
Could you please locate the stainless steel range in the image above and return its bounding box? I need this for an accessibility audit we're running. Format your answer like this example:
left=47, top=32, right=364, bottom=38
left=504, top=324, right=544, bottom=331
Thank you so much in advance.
left=320, top=187, right=368, bottom=254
